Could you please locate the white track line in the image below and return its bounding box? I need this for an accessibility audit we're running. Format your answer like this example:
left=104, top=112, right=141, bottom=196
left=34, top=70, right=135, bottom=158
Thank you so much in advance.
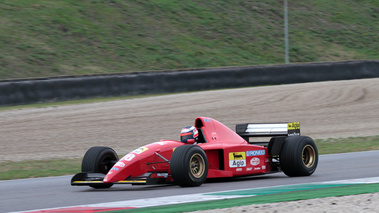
left=12, top=176, right=379, bottom=213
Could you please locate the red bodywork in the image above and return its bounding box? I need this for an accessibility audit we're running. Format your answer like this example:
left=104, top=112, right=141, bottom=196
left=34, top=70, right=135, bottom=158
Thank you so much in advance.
left=103, top=117, right=272, bottom=184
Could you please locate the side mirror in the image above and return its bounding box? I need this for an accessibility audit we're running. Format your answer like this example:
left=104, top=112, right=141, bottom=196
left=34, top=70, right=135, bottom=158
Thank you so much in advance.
left=187, top=139, right=195, bottom=144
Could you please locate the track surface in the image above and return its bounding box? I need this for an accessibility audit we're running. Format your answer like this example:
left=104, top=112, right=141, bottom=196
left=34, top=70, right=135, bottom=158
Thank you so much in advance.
left=0, top=78, right=379, bottom=212
left=1, top=78, right=379, bottom=162
left=1, top=150, right=379, bottom=212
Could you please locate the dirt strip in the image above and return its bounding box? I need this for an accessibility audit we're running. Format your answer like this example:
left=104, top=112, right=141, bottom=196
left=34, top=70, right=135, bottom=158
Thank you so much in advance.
left=1, top=78, right=379, bottom=162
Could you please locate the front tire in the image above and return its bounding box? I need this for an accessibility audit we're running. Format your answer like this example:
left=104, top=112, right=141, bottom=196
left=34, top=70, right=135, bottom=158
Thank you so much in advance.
left=280, top=136, right=318, bottom=177
left=81, top=146, right=118, bottom=188
left=170, top=145, right=208, bottom=187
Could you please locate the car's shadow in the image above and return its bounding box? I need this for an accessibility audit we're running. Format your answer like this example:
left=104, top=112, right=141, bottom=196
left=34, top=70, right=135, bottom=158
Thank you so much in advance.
left=205, top=173, right=284, bottom=184
left=74, top=173, right=289, bottom=192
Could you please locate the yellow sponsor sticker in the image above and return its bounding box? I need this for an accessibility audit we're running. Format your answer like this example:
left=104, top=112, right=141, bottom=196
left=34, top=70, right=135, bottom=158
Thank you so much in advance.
left=229, top=152, right=246, bottom=168
left=229, top=152, right=246, bottom=160
left=133, top=146, right=148, bottom=154
left=288, top=122, right=300, bottom=130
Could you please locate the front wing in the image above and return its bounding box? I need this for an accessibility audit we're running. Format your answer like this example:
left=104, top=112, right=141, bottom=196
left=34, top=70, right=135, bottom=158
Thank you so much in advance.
left=71, top=172, right=170, bottom=186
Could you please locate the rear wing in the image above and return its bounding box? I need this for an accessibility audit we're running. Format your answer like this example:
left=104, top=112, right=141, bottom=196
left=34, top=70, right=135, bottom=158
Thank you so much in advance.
left=236, top=122, right=300, bottom=142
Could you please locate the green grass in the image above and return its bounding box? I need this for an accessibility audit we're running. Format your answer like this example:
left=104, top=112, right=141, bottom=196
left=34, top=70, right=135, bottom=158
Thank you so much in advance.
left=315, top=135, right=379, bottom=154
left=0, top=0, right=378, bottom=80
left=0, top=159, right=81, bottom=180
left=1, top=135, right=378, bottom=180
left=0, top=93, right=171, bottom=111
left=112, top=183, right=379, bottom=212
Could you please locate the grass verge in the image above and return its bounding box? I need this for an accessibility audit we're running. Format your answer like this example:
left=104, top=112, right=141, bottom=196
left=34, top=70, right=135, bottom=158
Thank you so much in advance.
left=1, top=0, right=378, bottom=80
left=0, top=93, right=170, bottom=111
left=1, top=135, right=378, bottom=180
left=315, top=135, right=379, bottom=154
left=0, top=159, right=81, bottom=180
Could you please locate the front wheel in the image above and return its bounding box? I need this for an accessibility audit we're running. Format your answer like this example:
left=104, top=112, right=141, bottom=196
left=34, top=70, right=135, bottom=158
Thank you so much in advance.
left=170, top=145, right=208, bottom=187
left=81, top=146, right=119, bottom=188
left=280, top=136, right=318, bottom=177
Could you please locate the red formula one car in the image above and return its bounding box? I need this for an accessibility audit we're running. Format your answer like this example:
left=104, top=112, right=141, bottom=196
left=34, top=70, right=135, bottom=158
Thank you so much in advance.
left=71, top=117, right=318, bottom=188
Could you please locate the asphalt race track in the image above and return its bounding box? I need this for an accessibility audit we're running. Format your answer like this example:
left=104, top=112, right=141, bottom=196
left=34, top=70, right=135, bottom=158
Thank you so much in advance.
left=1, top=78, right=379, bottom=212
left=1, top=150, right=379, bottom=212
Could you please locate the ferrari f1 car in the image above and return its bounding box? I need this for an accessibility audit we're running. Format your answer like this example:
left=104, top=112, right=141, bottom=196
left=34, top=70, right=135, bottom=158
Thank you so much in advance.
left=71, top=117, right=318, bottom=188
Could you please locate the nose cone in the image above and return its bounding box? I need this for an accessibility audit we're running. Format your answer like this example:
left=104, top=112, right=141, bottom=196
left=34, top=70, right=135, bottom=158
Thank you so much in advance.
left=103, top=168, right=118, bottom=183
left=102, top=141, right=183, bottom=183
left=103, top=160, right=127, bottom=183
left=103, top=172, right=120, bottom=183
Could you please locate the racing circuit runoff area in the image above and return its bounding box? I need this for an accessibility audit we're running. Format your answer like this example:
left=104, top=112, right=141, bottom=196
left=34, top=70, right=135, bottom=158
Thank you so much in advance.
left=1, top=78, right=379, bottom=212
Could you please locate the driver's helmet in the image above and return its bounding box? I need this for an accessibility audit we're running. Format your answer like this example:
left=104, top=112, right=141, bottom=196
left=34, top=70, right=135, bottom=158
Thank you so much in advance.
left=180, top=126, right=199, bottom=143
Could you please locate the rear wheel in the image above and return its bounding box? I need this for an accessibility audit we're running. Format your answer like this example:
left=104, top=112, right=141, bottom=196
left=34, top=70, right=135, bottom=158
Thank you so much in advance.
left=170, top=145, right=208, bottom=187
left=280, top=136, right=318, bottom=177
left=81, top=146, right=118, bottom=188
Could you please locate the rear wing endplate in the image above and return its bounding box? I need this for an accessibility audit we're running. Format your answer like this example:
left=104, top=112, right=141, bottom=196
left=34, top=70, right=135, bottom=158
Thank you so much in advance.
left=236, top=122, right=300, bottom=139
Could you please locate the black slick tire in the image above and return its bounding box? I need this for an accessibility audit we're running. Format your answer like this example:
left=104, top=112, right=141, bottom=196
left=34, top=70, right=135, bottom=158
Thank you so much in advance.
left=170, top=145, right=208, bottom=187
left=280, top=136, right=318, bottom=177
left=81, top=146, right=118, bottom=188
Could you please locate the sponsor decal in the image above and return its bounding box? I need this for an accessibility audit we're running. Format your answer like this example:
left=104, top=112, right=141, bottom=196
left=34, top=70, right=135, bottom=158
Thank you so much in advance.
left=204, top=119, right=211, bottom=122
left=229, top=152, right=246, bottom=168
left=262, top=165, right=266, bottom=170
left=247, top=167, right=252, bottom=171
left=250, top=157, right=260, bottom=166
left=289, top=132, right=300, bottom=136
left=254, top=167, right=261, bottom=170
left=288, top=122, right=300, bottom=130
left=236, top=168, right=242, bottom=171
left=122, top=153, right=135, bottom=162
left=133, top=146, right=148, bottom=154
left=115, top=161, right=125, bottom=167
left=288, top=122, right=301, bottom=136
left=246, top=150, right=265, bottom=156
left=111, top=167, right=119, bottom=171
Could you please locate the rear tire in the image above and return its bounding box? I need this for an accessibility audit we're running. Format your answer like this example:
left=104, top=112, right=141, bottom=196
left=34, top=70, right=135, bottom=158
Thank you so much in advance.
left=81, top=146, right=118, bottom=188
left=170, top=145, right=208, bottom=187
left=280, top=136, right=318, bottom=177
